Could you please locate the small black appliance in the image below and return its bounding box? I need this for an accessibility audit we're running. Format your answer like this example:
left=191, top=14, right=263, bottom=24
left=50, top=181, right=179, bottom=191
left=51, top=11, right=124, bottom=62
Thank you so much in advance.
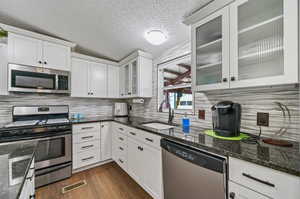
left=211, top=101, right=241, bottom=137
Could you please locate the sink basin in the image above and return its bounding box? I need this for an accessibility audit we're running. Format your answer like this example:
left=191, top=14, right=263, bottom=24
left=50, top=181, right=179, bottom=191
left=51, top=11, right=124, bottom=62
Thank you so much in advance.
left=141, top=122, right=175, bottom=130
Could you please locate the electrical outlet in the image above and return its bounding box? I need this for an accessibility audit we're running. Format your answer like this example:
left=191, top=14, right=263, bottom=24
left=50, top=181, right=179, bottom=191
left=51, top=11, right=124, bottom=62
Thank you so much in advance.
left=257, top=112, right=269, bottom=127
left=199, top=110, right=205, bottom=120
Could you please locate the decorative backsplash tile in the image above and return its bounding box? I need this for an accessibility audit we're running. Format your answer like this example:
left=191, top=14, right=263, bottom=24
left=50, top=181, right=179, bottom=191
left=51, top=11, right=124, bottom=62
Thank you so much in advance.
left=0, top=93, right=114, bottom=125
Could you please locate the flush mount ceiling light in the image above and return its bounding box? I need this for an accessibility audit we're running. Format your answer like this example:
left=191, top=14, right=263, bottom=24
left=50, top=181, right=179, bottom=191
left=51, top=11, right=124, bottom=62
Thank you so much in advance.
left=145, top=30, right=167, bottom=45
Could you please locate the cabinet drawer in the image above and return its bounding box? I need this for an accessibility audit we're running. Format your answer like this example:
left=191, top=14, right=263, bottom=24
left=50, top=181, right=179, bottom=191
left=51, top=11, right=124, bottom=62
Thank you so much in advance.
left=141, top=131, right=161, bottom=149
left=73, top=122, right=100, bottom=134
left=127, top=128, right=144, bottom=141
left=116, top=142, right=127, bottom=157
left=73, top=140, right=100, bottom=154
left=228, top=181, right=269, bottom=199
left=115, top=152, right=127, bottom=172
left=73, top=131, right=100, bottom=143
left=229, top=157, right=300, bottom=198
left=113, top=123, right=127, bottom=135
left=73, top=149, right=100, bottom=169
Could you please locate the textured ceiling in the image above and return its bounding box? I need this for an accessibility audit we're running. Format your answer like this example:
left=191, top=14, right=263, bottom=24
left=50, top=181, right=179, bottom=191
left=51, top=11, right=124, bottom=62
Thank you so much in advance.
left=0, top=0, right=212, bottom=61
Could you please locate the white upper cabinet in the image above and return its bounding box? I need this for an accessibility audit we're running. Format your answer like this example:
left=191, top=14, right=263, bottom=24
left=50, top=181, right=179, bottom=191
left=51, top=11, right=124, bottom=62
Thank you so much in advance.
left=71, top=58, right=89, bottom=97
left=229, top=0, right=298, bottom=88
left=89, top=62, right=107, bottom=97
left=191, top=0, right=298, bottom=91
left=8, top=33, right=43, bottom=67
left=8, top=33, right=71, bottom=71
left=0, top=44, right=8, bottom=95
left=71, top=57, right=109, bottom=98
left=42, top=41, right=71, bottom=71
left=119, top=51, right=153, bottom=98
left=192, top=7, right=230, bottom=91
left=107, top=65, right=120, bottom=98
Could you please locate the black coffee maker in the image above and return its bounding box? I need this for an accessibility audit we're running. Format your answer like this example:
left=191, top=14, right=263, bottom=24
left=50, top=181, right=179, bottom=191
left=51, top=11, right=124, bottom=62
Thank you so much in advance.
left=211, top=101, right=241, bottom=137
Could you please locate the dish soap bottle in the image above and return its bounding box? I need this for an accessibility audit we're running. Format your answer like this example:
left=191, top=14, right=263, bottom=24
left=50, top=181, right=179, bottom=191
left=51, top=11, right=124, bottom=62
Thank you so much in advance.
left=182, top=113, right=190, bottom=134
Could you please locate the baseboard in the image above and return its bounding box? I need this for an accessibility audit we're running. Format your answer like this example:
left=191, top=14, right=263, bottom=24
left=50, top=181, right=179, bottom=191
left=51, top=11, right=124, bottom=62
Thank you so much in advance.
left=72, top=159, right=113, bottom=174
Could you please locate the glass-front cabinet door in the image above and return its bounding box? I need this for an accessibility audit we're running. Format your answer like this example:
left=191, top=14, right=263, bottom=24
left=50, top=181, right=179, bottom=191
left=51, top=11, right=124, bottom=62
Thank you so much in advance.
left=124, top=64, right=130, bottom=96
left=130, top=59, right=138, bottom=96
left=229, top=0, right=298, bottom=88
left=192, top=7, right=230, bottom=91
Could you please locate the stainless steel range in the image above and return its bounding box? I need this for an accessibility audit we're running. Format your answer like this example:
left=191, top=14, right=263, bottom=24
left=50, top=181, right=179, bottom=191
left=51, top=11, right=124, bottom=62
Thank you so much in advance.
left=1, top=105, right=72, bottom=188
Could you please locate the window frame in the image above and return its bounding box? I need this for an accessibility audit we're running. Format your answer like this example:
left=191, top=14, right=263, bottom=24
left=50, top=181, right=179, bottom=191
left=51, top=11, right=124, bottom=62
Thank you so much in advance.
left=157, top=54, right=195, bottom=115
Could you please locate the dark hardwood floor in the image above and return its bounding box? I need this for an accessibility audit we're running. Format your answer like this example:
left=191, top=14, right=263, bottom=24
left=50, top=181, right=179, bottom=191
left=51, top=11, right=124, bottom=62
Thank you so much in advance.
left=36, top=162, right=153, bottom=199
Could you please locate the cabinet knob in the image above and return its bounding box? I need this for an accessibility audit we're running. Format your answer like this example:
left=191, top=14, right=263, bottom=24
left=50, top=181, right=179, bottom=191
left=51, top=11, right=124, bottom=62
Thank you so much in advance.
left=230, top=76, right=236, bottom=81
left=101, top=125, right=104, bottom=128
left=44, top=61, right=47, bottom=64
left=38, top=61, right=42, bottom=64
left=128, top=92, right=131, bottom=95
left=229, top=192, right=235, bottom=199
left=222, top=78, right=228, bottom=82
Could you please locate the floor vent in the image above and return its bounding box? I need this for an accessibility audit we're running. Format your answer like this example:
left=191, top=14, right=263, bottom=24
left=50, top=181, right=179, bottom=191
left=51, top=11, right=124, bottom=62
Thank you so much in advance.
left=62, top=180, right=87, bottom=194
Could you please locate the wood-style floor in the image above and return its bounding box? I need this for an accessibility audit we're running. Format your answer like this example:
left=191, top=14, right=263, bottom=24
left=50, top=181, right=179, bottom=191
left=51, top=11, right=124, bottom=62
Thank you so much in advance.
left=36, top=162, right=152, bottom=199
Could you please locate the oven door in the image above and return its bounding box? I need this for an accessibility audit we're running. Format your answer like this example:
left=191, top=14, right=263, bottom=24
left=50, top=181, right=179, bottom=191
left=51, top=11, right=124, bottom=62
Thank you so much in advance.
left=35, top=134, right=72, bottom=170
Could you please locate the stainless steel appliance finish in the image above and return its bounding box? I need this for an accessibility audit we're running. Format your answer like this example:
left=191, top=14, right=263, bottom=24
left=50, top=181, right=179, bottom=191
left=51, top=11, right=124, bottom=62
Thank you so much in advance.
left=8, top=64, right=70, bottom=94
left=1, top=105, right=72, bottom=188
left=34, top=134, right=72, bottom=170
left=161, top=139, right=227, bottom=199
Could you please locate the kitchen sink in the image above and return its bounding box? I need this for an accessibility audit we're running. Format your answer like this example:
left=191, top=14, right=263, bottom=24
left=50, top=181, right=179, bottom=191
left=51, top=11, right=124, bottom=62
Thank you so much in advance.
left=141, top=122, right=176, bottom=130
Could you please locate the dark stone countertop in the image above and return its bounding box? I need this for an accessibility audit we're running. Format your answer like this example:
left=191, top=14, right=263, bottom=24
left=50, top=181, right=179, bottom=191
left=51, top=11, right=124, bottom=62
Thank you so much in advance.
left=70, top=116, right=114, bottom=124
left=0, top=141, right=37, bottom=199
left=111, top=117, right=300, bottom=177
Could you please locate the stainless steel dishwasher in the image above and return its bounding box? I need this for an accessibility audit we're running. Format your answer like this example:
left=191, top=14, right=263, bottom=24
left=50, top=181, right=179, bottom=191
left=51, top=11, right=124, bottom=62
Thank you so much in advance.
left=161, top=138, right=227, bottom=199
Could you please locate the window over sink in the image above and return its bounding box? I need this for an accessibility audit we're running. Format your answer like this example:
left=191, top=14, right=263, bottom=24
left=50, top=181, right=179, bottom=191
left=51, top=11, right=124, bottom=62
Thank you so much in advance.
left=157, top=54, right=194, bottom=114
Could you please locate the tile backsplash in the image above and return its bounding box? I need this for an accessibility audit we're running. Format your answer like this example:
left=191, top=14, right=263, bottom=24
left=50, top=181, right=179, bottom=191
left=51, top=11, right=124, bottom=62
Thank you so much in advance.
left=0, top=93, right=114, bottom=125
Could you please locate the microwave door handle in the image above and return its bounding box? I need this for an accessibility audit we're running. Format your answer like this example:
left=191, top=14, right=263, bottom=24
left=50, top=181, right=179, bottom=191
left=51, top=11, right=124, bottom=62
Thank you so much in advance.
left=55, top=74, right=59, bottom=90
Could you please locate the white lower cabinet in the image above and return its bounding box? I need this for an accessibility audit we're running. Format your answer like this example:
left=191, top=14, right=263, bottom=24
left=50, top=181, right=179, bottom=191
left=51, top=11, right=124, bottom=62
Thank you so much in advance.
left=100, top=122, right=112, bottom=161
left=142, top=144, right=163, bottom=199
left=19, top=158, right=35, bottom=199
left=72, top=122, right=112, bottom=171
left=229, top=157, right=300, bottom=199
left=228, top=181, right=269, bottom=199
left=112, top=122, right=163, bottom=199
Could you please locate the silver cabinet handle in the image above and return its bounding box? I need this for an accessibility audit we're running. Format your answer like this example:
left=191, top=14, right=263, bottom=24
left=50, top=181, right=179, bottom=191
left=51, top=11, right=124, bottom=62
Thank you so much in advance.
left=118, top=137, right=124, bottom=141
left=119, top=128, right=124, bottom=131
left=82, top=136, right=94, bottom=140
left=129, top=132, right=136, bottom=136
left=81, top=126, right=94, bottom=130
left=81, top=144, right=94, bottom=149
left=101, top=125, right=105, bottom=128
left=82, top=156, right=94, bottom=162
left=118, top=159, right=124, bottom=163
left=119, top=147, right=124, bottom=151
left=145, top=138, right=153, bottom=142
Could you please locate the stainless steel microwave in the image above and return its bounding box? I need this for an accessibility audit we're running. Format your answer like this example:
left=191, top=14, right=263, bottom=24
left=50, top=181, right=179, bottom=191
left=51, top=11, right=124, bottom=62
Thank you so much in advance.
left=8, top=64, right=70, bottom=94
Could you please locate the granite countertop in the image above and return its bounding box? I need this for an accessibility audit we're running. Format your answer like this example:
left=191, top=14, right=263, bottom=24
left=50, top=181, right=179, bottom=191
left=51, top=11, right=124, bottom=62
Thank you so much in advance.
left=0, top=141, right=37, bottom=199
left=112, top=117, right=300, bottom=177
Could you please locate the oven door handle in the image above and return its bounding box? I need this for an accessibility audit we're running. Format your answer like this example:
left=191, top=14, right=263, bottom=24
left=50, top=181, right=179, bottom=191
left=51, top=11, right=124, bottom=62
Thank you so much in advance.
left=34, top=133, right=71, bottom=141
